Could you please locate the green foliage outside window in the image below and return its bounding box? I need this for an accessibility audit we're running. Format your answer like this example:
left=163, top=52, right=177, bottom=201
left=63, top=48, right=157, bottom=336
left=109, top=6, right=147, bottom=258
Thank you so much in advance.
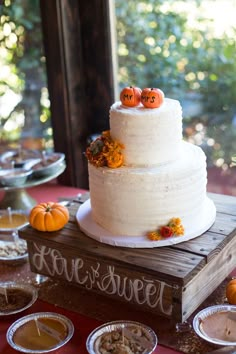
left=115, top=0, right=236, bottom=168
left=1, top=0, right=236, bottom=168
left=0, top=0, right=51, bottom=148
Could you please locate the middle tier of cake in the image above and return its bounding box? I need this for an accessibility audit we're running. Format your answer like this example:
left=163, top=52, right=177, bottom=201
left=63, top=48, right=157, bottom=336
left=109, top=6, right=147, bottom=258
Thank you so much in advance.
left=88, top=141, right=212, bottom=237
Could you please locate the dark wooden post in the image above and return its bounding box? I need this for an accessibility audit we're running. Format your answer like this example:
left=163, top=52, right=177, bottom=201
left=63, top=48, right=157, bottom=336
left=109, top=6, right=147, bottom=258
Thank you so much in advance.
left=40, top=0, right=115, bottom=189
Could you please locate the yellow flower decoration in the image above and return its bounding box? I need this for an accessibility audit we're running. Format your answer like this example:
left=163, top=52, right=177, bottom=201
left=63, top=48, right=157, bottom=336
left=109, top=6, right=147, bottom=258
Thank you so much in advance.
left=147, top=231, right=162, bottom=241
left=147, top=217, right=185, bottom=241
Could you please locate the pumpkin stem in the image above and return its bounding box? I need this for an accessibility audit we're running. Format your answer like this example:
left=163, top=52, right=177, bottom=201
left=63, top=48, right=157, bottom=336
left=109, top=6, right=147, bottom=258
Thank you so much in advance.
left=45, top=204, right=52, bottom=212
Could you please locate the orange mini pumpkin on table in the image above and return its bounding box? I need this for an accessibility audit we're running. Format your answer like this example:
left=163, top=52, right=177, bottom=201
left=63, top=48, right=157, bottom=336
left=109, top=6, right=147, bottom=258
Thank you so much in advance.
left=120, top=86, right=142, bottom=107
left=141, top=87, right=164, bottom=108
left=29, top=202, right=69, bottom=232
left=226, top=278, right=236, bottom=305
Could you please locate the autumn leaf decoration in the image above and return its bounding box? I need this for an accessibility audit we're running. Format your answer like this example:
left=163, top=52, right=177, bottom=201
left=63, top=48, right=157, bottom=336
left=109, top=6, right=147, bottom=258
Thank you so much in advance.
left=147, top=218, right=184, bottom=241
left=86, top=130, right=124, bottom=168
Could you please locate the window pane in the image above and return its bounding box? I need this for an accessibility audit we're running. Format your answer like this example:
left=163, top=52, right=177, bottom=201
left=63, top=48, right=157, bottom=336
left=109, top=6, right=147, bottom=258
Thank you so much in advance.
left=0, top=0, right=52, bottom=152
left=114, top=0, right=236, bottom=195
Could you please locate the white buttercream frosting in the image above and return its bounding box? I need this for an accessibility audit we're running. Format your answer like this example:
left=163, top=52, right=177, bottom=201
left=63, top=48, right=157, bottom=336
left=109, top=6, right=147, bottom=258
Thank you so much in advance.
left=88, top=97, right=216, bottom=238
left=110, top=98, right=182, bottom=166
left=88, top=141, right=209, bottom=236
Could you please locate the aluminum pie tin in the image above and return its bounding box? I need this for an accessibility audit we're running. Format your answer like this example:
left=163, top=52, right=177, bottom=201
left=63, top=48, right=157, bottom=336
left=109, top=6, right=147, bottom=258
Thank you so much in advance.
left=193, top=304, right=236, bottom=346
left=0, top=282, right=38, bottom=316
left=0, top=168, right=32, bottom=187
left=86, top=320, right=158, bottom=354
left=7, top=312, right=74, bottom=353
left=32, top=153, right=65, bottom=177
left=0, top=149, right=41, bottom=168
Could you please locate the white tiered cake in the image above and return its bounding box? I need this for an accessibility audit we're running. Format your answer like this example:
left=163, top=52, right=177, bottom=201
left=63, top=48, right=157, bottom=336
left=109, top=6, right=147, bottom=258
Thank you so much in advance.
left=78, top=89, right=216, bottom=247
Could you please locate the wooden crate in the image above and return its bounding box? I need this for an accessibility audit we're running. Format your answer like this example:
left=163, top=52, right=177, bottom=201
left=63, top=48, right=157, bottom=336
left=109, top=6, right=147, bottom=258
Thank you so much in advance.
left=20, top=192, right=236, bottom=322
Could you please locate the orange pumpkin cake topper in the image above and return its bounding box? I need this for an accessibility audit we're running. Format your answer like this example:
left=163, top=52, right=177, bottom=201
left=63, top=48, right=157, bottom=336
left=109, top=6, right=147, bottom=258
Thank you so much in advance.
left=29, top=202, right=69, bottom=232
left=120, top=86, right=142, bottom=107
left=141, top=87, right=164, bottom=108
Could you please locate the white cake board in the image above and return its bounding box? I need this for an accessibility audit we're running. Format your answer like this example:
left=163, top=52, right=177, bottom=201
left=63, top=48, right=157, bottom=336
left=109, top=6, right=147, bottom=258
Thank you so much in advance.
left=76, top=198, right=216, bottom=248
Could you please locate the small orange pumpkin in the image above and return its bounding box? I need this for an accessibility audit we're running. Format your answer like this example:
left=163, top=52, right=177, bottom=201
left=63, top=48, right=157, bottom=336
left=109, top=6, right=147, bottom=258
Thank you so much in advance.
left=29, top=202, right=69, bottom=232
left=120, top=86, right=142, bottom=107
left=226, top=278, right=236, bottom=305
left=141, top=87, right=164, bottom=108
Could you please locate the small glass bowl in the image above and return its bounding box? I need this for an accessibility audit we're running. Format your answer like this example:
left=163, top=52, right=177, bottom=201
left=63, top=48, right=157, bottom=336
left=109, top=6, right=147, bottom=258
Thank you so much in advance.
left=0, top=209, right=29, bottom=231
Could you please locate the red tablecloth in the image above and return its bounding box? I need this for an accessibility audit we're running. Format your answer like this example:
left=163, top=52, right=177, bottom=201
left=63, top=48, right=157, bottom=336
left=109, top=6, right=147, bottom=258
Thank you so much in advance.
left=25, top=181, right=87, bottom=203
left=0, top=299, right=102, bottom=354
left=0, top=299, right=181, bottom=354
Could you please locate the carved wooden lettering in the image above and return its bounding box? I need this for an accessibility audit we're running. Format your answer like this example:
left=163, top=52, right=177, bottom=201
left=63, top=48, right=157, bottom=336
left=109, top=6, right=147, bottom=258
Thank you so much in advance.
left=31, top=243, right=173, bottom=316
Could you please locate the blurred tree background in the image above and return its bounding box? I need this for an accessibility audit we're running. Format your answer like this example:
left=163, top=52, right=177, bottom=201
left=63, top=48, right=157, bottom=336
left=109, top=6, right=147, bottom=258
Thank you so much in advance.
left=0, top=0, right=51, bottom=150
left=0, top=0, right=236, bottom=170
left=115, top=0, right=236, bottom=169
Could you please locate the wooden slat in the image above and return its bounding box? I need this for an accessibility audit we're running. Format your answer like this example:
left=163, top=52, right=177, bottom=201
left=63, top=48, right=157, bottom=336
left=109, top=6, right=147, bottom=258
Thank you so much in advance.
left=20, top=193, right=236, bottom=285
left=19, top=192, right=236, bottom=321
left=21, top=221, right=206, bottom=285
left=172, top=232, right=225, bottom=255
left=180, top=232, right=236, bottom=320
left=209, top=192, right=236, bottom=215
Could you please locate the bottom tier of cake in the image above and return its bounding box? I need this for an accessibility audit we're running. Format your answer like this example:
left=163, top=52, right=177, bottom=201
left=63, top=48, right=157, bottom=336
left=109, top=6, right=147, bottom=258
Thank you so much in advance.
left=87, top=141, right=216, bottom=238
left=77, top=196, right=216, bottom=248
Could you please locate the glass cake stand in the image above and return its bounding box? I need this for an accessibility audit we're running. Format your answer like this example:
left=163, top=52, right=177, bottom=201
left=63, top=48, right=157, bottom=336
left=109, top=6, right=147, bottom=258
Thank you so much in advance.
left=0, top=162, right=66, bottom=211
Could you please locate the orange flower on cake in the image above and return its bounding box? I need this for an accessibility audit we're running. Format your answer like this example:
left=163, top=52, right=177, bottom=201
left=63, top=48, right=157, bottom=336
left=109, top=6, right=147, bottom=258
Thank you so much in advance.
left=146, top=231, right=162, bottom=241
left=159, top=226, right=173, bottom=238
left=106, top=151, right=124, bottom=168
left=85, top=138, right=107, bottom=167
left=147, top=217, right=185, bottom=241
left=85, top=130, right=124, bottom=168
left=168, top=218, right=184, bottom=236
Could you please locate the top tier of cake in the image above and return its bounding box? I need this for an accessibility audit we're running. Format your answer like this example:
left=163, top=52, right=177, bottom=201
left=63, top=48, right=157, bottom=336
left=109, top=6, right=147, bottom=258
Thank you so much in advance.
left=110, top=98, right=183, bottom=167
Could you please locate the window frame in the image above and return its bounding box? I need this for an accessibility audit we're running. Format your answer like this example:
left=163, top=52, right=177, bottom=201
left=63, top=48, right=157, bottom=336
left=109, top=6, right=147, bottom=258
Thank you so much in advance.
left=40, top=0, right=116, bottom=189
